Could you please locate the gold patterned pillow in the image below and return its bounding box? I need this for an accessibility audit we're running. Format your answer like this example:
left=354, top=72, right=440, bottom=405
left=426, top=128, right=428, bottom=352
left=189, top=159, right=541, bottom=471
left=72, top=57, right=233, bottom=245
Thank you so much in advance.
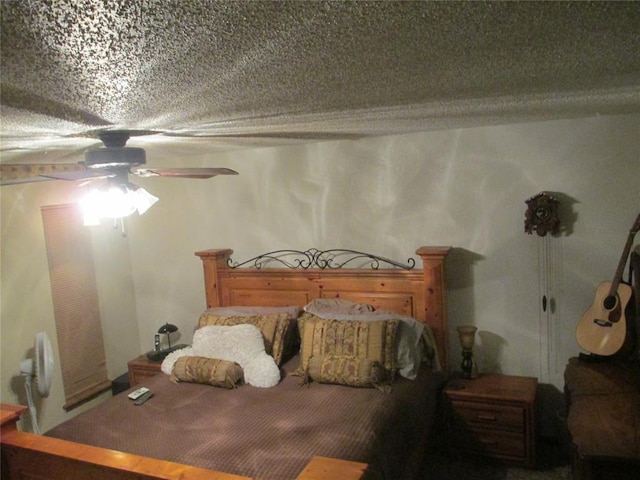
left=307, top=355, right=391, bottom=391
left=295, top=316, right=399, bottom=378
left=296, top=311, right=316, bottom=342
left=197, top=312, right=294, bottom=365
left=170, top=356, right=243, bottom=389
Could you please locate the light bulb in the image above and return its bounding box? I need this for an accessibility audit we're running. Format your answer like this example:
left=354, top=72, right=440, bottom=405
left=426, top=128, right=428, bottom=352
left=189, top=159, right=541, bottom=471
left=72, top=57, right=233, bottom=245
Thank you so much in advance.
left=79, top=182, right=157, bottom=225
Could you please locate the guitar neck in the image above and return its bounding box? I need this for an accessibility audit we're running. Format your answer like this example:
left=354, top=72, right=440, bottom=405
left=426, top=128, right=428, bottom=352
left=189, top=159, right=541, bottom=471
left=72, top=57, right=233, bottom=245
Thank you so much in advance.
left=609, top=213, right=640, bottom=296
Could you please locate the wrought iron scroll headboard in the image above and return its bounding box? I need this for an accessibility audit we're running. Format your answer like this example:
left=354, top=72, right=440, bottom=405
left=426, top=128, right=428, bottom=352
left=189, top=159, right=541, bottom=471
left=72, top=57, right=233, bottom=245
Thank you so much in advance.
left=227, top=248, right=416, bottom=270
left=196, top=245, right=451, bottom=371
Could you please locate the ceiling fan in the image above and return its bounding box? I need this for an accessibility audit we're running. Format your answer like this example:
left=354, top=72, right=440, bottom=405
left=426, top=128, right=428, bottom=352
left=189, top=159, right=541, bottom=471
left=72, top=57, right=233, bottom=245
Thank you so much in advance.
left=0, top=129, right=238, bottom=186
left=1, top=130, right=238, bottom=226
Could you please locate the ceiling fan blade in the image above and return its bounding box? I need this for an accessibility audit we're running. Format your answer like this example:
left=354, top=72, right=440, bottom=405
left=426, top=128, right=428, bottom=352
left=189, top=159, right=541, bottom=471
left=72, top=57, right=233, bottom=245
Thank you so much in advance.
left=0, top=163, right=87, bottom=185
left=1, top=175, right=52, bottom=186
left=133, top=167, right=239, bottom=179
left=40, top=170, right=115, bottom=182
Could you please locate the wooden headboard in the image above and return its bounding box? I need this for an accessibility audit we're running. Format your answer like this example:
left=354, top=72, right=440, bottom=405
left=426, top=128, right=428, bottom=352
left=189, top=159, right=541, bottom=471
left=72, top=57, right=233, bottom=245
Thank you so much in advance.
left=0, top=246, right=449, bottom=480
left=195, top=246, right=451, bottom=372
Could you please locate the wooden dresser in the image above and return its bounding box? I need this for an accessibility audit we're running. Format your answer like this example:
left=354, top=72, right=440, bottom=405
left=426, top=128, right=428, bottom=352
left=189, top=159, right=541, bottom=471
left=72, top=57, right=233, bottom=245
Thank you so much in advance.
left=127, top=354, right=162, bottom=387
left=443, top=374, right=537, bottom=468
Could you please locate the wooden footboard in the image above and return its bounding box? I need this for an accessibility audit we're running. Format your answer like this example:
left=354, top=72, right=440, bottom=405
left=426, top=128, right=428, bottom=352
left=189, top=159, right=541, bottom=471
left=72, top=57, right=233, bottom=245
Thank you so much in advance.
left=1, top=404, right=366, bottom=480
left=2, top=246, right=445, bottom=480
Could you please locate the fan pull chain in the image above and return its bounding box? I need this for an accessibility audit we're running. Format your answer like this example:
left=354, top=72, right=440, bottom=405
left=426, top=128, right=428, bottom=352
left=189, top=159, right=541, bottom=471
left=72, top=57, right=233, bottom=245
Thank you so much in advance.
left=112, top=218, right=128, bottom=237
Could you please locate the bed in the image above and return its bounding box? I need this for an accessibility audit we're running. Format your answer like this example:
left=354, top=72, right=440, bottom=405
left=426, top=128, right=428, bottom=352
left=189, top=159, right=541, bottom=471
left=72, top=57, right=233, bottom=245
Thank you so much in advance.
left=1, top=245, right=450, bottom=480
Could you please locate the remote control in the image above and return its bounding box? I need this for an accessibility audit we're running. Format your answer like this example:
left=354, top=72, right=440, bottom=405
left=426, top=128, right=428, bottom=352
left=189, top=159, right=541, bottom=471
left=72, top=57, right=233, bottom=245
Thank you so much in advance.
left=134, top=390, right=154, bottom=405
left=127, top=387, right=149, bottom=400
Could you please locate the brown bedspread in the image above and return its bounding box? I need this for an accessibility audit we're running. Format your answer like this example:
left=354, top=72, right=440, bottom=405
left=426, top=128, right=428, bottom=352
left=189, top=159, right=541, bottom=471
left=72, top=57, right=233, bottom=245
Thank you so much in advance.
left=47, top=356, right=444, bottom=480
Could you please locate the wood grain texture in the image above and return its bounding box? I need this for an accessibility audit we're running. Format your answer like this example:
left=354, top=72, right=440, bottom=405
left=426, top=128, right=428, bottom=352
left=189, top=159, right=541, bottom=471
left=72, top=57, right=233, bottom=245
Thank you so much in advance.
left=196, top=246, right=451, bottom=371
left=444, top=374, right=537, bottom=468
left=2, top=245, right=450, bottom=480
left=294, top=456, right=367, bottom=480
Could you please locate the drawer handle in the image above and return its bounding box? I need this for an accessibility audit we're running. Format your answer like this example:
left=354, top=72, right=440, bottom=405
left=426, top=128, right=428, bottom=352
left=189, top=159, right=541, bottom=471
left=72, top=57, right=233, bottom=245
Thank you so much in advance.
left=477, top=413, right=497, bottom=422
left=479, top=437, right=498, bottom=445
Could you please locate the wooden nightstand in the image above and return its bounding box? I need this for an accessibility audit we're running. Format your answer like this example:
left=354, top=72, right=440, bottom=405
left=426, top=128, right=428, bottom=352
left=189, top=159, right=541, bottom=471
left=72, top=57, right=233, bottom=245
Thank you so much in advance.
left=127, top=354, right=162, bottom=387
left=443, top=374, right=537, bottom=468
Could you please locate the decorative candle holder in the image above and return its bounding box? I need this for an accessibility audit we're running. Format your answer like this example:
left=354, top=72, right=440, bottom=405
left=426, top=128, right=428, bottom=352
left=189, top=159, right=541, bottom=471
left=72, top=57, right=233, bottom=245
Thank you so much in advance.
left=457, top=325, right=478, bottom=379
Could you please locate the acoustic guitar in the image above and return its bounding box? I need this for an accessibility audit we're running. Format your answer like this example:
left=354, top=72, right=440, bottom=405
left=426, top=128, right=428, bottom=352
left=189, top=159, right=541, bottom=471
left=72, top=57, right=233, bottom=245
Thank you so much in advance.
left=576, top=213, right=640, bottom=356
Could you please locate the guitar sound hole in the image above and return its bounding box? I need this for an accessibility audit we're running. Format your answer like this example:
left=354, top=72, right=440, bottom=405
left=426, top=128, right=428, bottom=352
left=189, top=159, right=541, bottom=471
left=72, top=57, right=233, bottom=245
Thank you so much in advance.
left=603, top=295, right=617, bottom=310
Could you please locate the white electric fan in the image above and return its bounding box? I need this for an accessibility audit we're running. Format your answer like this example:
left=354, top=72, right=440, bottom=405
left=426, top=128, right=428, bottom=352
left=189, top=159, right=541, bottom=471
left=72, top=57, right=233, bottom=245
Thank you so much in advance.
left=20, top=331, right=54, bottom=434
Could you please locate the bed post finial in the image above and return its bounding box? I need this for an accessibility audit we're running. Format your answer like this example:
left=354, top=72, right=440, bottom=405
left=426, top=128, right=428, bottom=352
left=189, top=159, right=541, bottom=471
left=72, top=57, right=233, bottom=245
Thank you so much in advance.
left=416, top=246, right=451, bottom=372
left=194, top=249, right=233, bottom=308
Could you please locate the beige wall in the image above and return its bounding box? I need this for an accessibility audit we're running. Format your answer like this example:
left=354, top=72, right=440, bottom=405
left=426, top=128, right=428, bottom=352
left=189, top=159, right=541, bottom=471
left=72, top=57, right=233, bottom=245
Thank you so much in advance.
left=127, top=113, right=639, bottom=385
left=1, top=182, right=141, bottom=432
left=2, top=113, right=639, bottom=432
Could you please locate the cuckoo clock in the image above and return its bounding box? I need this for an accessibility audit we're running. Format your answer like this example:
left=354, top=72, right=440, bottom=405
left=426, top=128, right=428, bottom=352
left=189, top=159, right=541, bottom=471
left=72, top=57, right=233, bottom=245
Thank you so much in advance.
left=525, top=192, right=560, bottom=236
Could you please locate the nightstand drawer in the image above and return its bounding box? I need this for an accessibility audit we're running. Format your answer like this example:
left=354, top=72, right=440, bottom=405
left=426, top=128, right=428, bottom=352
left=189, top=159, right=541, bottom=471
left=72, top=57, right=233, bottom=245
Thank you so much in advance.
left=451, top=427, right=526, bottom=458
left=129, top=369, right=160, bottom=386
left=444, top=375, right=537, bottom=468
left=128, top=354, right=162, bottom=387
left=451, top=401, right=525, bottom=431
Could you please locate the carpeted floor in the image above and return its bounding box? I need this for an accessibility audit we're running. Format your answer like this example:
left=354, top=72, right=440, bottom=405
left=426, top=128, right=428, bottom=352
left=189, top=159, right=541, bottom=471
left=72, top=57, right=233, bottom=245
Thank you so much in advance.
left=419, top=437, right=572, bottom=480
left=420, top=456, right=570, bottom=480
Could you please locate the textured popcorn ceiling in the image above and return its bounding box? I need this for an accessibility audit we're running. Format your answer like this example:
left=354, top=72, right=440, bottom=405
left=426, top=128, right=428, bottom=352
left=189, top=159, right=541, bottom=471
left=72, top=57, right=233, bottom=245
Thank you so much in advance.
left=1, top=0, right=639, bottom=163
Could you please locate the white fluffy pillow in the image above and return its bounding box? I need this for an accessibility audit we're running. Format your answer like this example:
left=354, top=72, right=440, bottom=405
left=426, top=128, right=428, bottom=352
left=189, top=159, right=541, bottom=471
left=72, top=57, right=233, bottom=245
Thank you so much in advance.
left=161, top=324, right=281, bottom=388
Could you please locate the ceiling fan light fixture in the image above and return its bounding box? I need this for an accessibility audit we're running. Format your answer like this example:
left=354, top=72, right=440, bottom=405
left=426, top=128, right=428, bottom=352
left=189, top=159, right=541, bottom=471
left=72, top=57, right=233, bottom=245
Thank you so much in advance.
left=79, top=181, right=158, bottom=225
left=133, top=186, right=159, bottom=215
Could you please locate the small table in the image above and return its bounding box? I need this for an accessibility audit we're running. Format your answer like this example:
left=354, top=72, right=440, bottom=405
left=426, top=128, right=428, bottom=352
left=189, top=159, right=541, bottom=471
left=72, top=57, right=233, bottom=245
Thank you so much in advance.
left=127, top=354, right=162, bottom=387
left=443, top=373, right=537, bottom=468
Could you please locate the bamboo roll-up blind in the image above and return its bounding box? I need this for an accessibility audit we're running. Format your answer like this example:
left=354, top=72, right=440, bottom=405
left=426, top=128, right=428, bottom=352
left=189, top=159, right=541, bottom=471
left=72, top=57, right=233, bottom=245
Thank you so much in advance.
left=41, top=204, right=110, bottom=410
